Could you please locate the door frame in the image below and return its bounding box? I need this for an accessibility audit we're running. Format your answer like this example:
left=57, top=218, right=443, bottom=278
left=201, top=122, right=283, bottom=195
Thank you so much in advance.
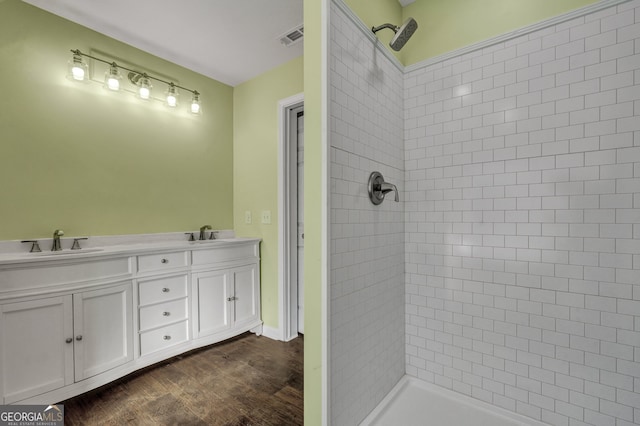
left=277, top=92, right=304, bottom=342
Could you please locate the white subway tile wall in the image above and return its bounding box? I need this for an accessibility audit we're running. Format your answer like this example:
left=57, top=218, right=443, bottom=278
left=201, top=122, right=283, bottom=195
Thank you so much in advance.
left=329, top=3, right=405, bottom=425
left=404, top=1, right=640, bottom=425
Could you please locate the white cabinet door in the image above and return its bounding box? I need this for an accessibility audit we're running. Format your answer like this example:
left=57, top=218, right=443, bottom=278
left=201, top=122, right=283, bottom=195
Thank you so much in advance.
left=0, top=296, right=74, bottom=403
left=73, top=282, right=133, bottom=381
left=193, top=270, right=231, bottom=338
left=232, top=264, right=259, bottom=328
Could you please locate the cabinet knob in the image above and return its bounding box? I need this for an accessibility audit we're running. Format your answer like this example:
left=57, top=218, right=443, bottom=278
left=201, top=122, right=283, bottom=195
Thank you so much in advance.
left=162, top=287, right=170, bottom=293
left=75, top=335, right=83, bottom=341
left=163, top=311, right=170, bottom=316
left=65, top=338, right=73, bottom=344
left=163, top=335, right=171, bottom=340
left=227, top=296, right=237, bottom=301
left=161, top=258, right=169, bottom=264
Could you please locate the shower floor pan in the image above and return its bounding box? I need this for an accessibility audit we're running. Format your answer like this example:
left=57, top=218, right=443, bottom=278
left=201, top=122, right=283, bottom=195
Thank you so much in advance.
left=360, top=375, right=549, bottom=426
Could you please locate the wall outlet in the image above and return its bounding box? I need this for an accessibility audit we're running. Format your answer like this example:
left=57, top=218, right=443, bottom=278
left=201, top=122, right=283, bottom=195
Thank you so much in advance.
left=244, top=211, right=252, bottom=224
left=261, top=210, right=271, bottom=224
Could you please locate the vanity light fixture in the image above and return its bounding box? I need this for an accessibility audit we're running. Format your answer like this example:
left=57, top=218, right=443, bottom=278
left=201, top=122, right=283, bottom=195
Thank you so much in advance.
left=67, top=49, right=201, bottom=114
left=68, top=50, right=89, bottom=82
left=190, top=91, right=201, bottom=114
left=105, top=62, right=121, bottom=91
left=136, top=73, right=152, bottom=100
left=166, top=83, right=178, bottom=107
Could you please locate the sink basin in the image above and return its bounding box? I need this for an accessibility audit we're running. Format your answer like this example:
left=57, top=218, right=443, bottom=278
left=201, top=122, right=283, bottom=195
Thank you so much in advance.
left=30, top=248, right=105, bottom=256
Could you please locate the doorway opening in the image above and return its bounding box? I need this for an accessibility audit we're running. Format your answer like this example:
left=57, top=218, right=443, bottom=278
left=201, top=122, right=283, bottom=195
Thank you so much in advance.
left=278, top=93, right=304, bottom=341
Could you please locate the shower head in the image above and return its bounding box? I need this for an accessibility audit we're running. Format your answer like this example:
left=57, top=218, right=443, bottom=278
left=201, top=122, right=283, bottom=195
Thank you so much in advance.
left=371, top=17, right=418, bottom=51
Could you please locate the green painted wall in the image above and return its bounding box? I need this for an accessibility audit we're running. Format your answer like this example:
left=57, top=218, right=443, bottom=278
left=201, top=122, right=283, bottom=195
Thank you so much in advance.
left=233, top=56, right=303, bottom=330
left=401, top=0, right=599, bottom=65
left=345, top=0, right=599, bottom=66
left=303, top=0, right=326, bottom=423
left=344, top=0, right=403, bottom=61
left=0, top=1, right=233, bottom=241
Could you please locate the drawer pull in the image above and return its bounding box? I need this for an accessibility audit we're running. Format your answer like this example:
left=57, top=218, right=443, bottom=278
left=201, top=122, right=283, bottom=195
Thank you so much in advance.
left=75, top=335, right=83, bottom=341
left=163, top=311, right=171, bottom=316
left=161, top=258, right=169, bottom=264
left=162, top=287, right=170, bottom=293
left=66, top=338, right=73, bottom=344
left=163, top=335, right=171, bottom=340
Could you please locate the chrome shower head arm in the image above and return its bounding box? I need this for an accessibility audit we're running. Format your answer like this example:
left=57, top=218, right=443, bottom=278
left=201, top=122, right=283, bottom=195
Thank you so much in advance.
left=371, top=23, right=399, bottom=34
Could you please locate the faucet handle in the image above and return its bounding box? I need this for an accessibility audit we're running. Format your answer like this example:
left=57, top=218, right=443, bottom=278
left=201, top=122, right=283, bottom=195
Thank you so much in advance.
left=71, top=237, right=88, bottom=250
left=184, top=232, right=196, bottom=242
left=21, top=240, right=42, bottom=253
left=209, top=231, right=217, bottom=240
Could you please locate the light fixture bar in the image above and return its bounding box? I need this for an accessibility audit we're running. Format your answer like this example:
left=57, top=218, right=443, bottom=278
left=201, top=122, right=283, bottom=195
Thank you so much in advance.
left=69, top=49, right=201, bottom=113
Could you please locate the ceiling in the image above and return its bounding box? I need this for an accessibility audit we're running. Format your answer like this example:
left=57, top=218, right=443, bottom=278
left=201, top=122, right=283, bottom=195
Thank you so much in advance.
left=23, top=0, right=304, bottom=87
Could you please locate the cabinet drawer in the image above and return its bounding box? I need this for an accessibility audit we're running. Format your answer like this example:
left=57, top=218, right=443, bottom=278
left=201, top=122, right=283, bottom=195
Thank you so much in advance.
left=192, top=244, right=258, bottom=266
left=140, top=320, right=188, bottom=356
left=138, top=275, right=188, bottom=305
left=139, top=298, right=188, bottom=331
left=137, top=251, right=189, bottom=273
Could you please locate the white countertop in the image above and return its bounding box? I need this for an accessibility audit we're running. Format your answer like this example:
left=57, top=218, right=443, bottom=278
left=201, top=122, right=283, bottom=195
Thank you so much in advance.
left=0, top=230, right=261, bottom=266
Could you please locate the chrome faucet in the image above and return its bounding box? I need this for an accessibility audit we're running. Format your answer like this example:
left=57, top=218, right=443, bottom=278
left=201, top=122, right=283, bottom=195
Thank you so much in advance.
left=199, top=225, right=212, bottom=241
left=52, top=229, right=64, bottom=251
left=379, top=182, right=399, bottom=202
left=368, top=171, right=400, bottom=205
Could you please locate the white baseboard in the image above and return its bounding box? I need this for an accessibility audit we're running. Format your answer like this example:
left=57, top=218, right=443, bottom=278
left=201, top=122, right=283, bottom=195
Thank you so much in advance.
left=261, top=325, right=282, bottom=341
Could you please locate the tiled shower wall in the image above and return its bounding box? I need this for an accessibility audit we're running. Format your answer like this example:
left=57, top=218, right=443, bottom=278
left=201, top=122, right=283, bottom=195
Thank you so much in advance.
left=404, top=1, right=640, bottom=425
left=329, top=2, right=405, bottom=425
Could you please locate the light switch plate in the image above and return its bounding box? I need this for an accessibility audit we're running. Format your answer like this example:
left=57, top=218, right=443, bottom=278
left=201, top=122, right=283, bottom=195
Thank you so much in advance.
left=261, top=210, right=271, bottom=224
left=245, top=211, right=252, bottom=224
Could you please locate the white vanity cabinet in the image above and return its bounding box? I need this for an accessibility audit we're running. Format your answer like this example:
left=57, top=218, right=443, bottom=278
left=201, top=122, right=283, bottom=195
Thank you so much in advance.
left=192, top=264, right=259, bottom=337
left=0, top=236, right=261, bottom=405
left=0, top=281, right=133, bottom=404
left=191, top=244, right=261, bottom=340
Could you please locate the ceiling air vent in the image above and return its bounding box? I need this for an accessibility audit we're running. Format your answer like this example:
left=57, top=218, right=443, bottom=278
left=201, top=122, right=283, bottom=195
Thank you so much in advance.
left=279, top=25, right=304, bottom=47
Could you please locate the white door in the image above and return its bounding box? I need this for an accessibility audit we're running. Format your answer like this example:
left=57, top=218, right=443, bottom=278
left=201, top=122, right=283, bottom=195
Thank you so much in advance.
left=73, top=282, right=133, bottom=381
left=296, top=110, right=304, bottom=334
left=193, top=270, right=231, bottom=337
left=0, top=296, right=74, bottom=403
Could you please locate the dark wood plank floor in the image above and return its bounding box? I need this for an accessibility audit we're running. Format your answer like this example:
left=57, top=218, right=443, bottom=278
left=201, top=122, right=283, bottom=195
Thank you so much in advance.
left=62, top=333, right=303, bottom=426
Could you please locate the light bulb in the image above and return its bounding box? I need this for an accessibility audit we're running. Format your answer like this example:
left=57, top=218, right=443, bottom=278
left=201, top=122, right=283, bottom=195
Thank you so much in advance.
left=104, top=63, right=121, bottom=91
left=107, top=77, right=119, bottom=90
left=72, top=65, right=85, bottom=81
left=68, top=50, right=89, bottom=82
left=190, top=91, right=201, bottom=114
left=138, top=74, right=152, bottom=100
left=166, top=83, right=178, bottom=107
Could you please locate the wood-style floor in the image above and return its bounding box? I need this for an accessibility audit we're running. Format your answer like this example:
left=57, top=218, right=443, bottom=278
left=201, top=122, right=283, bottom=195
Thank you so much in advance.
left=62, top=333, right=303, bottom=425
